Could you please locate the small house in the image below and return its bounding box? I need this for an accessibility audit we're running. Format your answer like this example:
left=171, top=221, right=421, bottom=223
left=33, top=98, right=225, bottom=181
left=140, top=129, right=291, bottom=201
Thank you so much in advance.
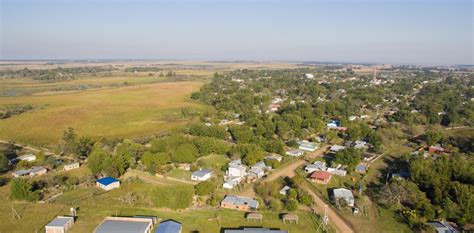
left=155, top=220, right=182, bottom=233
left=279, top=186, right=291, bottom=195
left=96, top=177, right=120, bottom=191
left=64, top=162, right=80, bottom=171
left=297, top=140, right=319, bottom=152
left=220, top=195, right=259, bottom=212
left=17, top=154, right=37, bottom=162
left=327, top=120, right=341, bottom=128
left=223, top=176, right=242, bottom=189
left=45, top=216, right=74, bottom=233
left=426, top=221, right=458, bottom=233
left=304, top=73, right=314, bottom=79
left=12, top=166, right=47, bottom=178
left=224, top=228, right=288, bottom=233
left=264, top=154, right=282, bottom=162
left=286, top=149, right=304, bottom=157
left=355, top=164, right=368, bottom=173
left=310, top=171, right=332, bottom=184
left=330, top=145, right=346, bottom=153
left=191, top=169, right=214, bottom=182
left=327, top=167, right=347, bottom=176
left=332, top=188, right=355, bottom=207
left=304, top=161, right=326, bottom=173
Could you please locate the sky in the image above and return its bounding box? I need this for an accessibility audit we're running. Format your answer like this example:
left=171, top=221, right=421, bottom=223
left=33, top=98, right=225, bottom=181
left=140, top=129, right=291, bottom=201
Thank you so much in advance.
left=0, top=0, right=472, bottom=65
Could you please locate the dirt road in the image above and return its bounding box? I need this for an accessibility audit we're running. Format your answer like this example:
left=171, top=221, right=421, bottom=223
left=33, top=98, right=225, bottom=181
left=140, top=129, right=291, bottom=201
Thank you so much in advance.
left=262, top=145, right=355, bottom=233
left=301, top=183, right=355, bottom=233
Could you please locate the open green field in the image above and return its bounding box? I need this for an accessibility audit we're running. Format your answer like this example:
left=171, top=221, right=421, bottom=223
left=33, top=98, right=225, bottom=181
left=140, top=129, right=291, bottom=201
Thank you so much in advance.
left=0, top=182, right=320, bottom=233
left=0, top=81, right=206, bottom=146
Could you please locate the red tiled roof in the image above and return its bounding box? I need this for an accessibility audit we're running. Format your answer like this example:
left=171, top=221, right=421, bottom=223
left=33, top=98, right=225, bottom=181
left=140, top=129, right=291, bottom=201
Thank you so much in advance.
left=310, top=171, right=332, bottom=180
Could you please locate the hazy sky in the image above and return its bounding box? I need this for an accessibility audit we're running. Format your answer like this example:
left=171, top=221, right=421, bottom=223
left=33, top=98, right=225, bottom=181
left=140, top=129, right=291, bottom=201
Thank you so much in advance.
left=1, top=0, right=472, bottom=65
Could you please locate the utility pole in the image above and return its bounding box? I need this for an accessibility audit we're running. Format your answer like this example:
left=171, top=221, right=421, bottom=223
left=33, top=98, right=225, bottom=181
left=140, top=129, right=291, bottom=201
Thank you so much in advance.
left=316, top=205, right=329, bottom=232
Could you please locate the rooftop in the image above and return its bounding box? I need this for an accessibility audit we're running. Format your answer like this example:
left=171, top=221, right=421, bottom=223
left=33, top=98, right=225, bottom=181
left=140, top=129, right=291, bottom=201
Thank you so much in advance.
left=224, top=228, right=288, bottom=233
left=191, top=169, right=213, bottom=177
left=155, top=220, right=182, bottom=233
left=221, top=195, right=259, bottom=209
left=96, top=177, right=119, bottom=186
left=46, top=216, right=74, bottom=227
left=94, top=217, right=153, bottom=233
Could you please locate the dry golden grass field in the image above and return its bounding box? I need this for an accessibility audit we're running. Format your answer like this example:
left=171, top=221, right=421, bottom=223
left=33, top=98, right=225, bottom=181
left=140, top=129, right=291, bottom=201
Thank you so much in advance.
left=0, top=81, right=206, bottom=146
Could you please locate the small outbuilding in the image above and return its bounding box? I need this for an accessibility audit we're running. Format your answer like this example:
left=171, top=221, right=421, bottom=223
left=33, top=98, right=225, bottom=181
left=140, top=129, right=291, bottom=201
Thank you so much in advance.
left=246, top=212, right=263, bottom=222
left=310, top=171, right=332, bottom=184
left=96, top=177, right=120, bottom=191
left=64, top=162, right=80, bottom=171
left=282, top=214, right=299, bottom=224
left=155, top=220, right=182, bottom=233
left=45, top=216, right=75, bottom=233
left=191, top=169, right=214, bottom=182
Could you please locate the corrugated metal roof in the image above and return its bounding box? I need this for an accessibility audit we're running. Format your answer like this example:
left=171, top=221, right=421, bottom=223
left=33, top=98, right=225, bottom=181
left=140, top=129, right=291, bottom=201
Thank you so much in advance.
left=96, top=177, right=119, bottom=186
left=46, top=216, right=74, bottom=227
left=155, top=220, right=182, bottom=233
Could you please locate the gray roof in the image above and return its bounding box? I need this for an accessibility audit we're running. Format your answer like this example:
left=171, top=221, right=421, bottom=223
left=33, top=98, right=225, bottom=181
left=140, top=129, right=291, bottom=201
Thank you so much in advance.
left=333, top=188, right=354, bottom=200
left=46, top=216, right=74, bottom=228
left=224, top=228, right=288, bottom=233
left=191, top=169, right=213, bottom=178
left=221, top=195, right=259, bottom=209
left=95, top=218, right=151, bottom=233
left=155, top=220, right=182, bottom=233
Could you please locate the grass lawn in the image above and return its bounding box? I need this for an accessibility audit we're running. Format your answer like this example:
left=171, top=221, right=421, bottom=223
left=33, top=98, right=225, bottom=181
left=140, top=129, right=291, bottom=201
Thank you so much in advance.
left=167, top=168, right=193, bottom=181
left=197, top=154, right=229, bottom=171
left=0, top=181, right=320, bottom=233
left=0, top=81, right=206, bottom=146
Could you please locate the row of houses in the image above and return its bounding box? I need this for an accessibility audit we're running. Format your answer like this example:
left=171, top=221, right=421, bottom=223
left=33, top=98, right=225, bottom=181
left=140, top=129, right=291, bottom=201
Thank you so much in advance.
left=46, top=215, right=183, bottom=233
left=11, top=162, right=80, bottom=178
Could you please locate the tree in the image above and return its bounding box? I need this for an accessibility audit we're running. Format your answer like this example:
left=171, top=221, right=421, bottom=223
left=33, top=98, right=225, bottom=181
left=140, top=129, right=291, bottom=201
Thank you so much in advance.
left=424, top=130, right=443, bottom=146
left=0, top=152, right=8, bottom=172
left=10, top=179, right=38, bottom=201
left=195, top=180, right=216, bottom=196
left=62, top=127, right=77, bottom=154
left=87, top=143, right=109, bottom=175
left=74, top=137, right=94, bottom=159
left=173, top=143, right=198, bottom=163
left=285, top=199, right=299, bottom=212
left=269, top=199, right=282, bottom=212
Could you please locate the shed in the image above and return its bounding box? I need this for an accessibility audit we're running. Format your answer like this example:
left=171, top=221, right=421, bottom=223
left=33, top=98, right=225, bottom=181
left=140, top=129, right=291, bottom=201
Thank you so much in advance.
left=64, top=162, right=80, bottom=171
left=96, top=177, right=120, bottom=191
left=282, top=214, right=299, bottom=224
left=191, top=169, right=214, bottom=181
left=45, top=216, right=74, bottom=233
left=155, top=220, right=182, bottom=233
left=246, top=212, right=263, bottom=222
left=94, top=217, right=153, bottom=233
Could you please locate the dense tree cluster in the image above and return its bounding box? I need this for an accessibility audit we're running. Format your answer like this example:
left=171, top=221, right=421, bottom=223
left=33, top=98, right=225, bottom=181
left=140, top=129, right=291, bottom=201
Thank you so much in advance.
left=0, top=66, right=114, bottom=80
left=0, top=104, right=33, bottom=119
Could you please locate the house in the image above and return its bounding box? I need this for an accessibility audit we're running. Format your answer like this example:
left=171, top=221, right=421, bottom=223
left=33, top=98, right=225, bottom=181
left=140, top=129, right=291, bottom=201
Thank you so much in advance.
left=279, top=185, right=291, bottom=195
left=64, top=162, right=80, bottom=171
left=12, top=166, right=47, bottom=178
left=327, top=120, right=341, bottom=128
left=355, top=164, right=368, bottom=173
left=220, top=195, right=259, bottom=211
left=330, top=145, right=346, bottom=153
left=191, top=169, right=214, bottom=181
left=354, top=140, right=369, bottom=149
left=17, top=154, right=37, bottom=162
left=227, top=160, right=247, bottom=178
left=223, top=176, right=242, bottom=189
left=94, top=217, right=154, bottom=233
left=45, top=216, right=74, bottom=233
left=248, top=161, right=270, bottom=179
left=155, top=220, right=182, bottom=233
left=96, top=177, right=120, bottom=191
left=304, top=73, right=314, bottom=79
left=264, top=154, right=282, bottom=162
left=297, top=140, right=319, bottom=152
left=286, top=149, right=304, bottom=157
left=224, top=228, right=288, bottom=233
left=429, top=145, right=446, bottom=154
left=348, top=116, right=357, bottom=121
left=327, top=167, right=347, bottom=176
left=310, top=171, right=332, bottom=184
left=332, top=188, right=355, bottom=207
left=305, top=161, right=326, bottom=173
left=426, top=221, right=458, bottom=233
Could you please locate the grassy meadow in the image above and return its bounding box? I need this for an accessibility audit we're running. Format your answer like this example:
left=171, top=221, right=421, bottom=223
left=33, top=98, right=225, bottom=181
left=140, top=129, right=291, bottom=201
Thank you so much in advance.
left=0, top=80, right=206, bottom=146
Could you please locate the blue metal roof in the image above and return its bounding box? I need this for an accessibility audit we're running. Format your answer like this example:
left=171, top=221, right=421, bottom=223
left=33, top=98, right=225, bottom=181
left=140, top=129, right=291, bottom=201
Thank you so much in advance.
left=96, top=177, right=119, bottom=186
left=155, top=220, right=182, bottom=233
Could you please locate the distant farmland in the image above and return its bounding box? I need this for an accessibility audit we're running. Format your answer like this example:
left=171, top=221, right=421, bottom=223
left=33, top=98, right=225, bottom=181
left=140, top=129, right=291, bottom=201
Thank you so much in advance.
left=0, top=81, right=205, bottom=146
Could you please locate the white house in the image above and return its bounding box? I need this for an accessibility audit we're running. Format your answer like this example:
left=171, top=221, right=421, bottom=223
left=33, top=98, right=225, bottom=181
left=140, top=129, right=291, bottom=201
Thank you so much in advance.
left=223, top=176, right=242, bottom=189
left=45, top=216, right=75, bottom=233
left=96, top=177, right=120, bottom=191
left=64, top=162, right=80, bottom=171
left=286, top=149, right=304, bottom=157
left=333, top=188, right=354, bottom=207
left=279, top=186, right=291, bottom=195
left=227, top=160, right=247, bottom=178
left=248, top=161, right=269, bottom=179
left=305, top=161, right=327, bottom=173
left=17, top=154, right=37, bottom=162
left=297, top=140, right=319, bottom=152
left=330, top=145, right=346, bottom=152
left=304, top=73, right=314, bottom=79
left=191, top=169, right=214, bottom=181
